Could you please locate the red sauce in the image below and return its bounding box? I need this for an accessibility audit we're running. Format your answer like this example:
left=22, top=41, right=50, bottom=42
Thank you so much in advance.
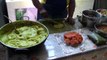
left=64, top=32, right=83, bottom=46
left=97, top=25, right=107, bottom=32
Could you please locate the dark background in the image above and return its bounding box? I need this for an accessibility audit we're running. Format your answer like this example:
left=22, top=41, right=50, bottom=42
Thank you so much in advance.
left=0, top=0, right=9, bottom=27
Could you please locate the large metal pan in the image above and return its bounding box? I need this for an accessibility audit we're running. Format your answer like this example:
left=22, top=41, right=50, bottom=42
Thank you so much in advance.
left=0, top=20, right=49, bottom=50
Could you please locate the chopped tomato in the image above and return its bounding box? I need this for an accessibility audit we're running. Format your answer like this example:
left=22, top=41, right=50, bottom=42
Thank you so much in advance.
left=64, top=32, right=83, bottom=46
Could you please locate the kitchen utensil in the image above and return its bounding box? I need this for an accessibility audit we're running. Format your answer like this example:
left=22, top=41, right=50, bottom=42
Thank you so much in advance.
left=0, top=20, right=49, bottom=50
left=4, top=15, right=19, bottom=34
left=81, top=10, right=101, bottom=28
left=94, top=23, right=107, bottom=38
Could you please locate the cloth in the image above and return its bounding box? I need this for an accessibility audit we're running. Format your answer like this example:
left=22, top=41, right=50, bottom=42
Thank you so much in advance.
left=37, top=0, right=67, bottom=20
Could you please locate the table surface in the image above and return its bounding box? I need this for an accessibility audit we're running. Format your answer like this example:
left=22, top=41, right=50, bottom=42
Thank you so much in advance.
left=0, top=19, right=107, bottom=60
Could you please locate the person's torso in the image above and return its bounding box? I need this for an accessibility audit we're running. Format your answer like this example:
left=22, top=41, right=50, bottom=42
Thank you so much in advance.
left=45, top=0, right=67, bottom=10
left=39, top=0, right=68, bottom=18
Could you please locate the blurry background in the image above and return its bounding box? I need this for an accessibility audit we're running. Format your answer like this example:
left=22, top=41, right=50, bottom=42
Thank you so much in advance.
left=0, top=0, right=107, bottom=26
left=5, top=0, right=94, bottom=21
left=0, top=0, right=8, bottom=27
left=94, top=0, right=107, bottom=10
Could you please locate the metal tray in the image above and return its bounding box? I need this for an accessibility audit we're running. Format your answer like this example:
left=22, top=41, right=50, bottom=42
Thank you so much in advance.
left=7, top=19, right=107, bottom=60
left=44, top=29, right=97, bottom=60
left=7, top=29, right=107, bottom=60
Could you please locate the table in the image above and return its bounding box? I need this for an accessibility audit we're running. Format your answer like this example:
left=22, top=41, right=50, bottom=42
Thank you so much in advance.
left=0, top=19, right=107, bottom=60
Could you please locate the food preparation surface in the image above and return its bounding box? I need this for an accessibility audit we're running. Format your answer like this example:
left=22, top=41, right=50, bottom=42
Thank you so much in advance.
left=44, top=29, right=97, bottom=59
left=7, top=29, right=98, bottom=60
left=39, top=19, right=74, bottom=34
left=7, top=28, right=107, bottom=60
left=5, top=19, right=107, bottom=60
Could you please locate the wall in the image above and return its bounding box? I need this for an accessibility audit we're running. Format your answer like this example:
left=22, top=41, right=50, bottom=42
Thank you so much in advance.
left=73, top=0, right=94, bottom=18
left=94, top=0, right=107, bottom=10
left=6, top=0, right=37, bottom=22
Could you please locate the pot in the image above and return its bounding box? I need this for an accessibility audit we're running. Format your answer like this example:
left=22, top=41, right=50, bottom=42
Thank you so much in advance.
left=94, top=23, right=107, bottom=38
left=96, top=9, right=107, bottom=16
left=0, top=20, right=49, bottom=50
left=81, top=10, right=101, bottom=28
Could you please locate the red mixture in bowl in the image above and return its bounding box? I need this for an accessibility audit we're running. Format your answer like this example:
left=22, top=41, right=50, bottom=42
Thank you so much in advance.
left=64, top=32, right=83, bottom=47
left=97, top=25, right=107, bottom=32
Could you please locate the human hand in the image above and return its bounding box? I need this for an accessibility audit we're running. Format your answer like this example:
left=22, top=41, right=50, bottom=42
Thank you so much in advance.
left=41, top=11, right=49, bottom=18
left=40, top=9, right=49, bottom=18
left=65, top=17, right=75, bottom=25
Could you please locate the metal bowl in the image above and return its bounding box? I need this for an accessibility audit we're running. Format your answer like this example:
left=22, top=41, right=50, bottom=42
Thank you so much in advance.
left=81, top=10, right=101, bottom=28
left=96, top=9, right=107, bottom=16
left=0, top=20, right=49, bottom=50
left=94, top=23, right=107, bottom=38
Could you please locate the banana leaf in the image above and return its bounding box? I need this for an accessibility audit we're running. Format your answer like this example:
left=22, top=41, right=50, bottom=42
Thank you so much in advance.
left=88, top=32, right=107, bottom=46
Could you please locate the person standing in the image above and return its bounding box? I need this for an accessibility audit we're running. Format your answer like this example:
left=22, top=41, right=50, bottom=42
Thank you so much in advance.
left=32, top=0, right=76, bottom=25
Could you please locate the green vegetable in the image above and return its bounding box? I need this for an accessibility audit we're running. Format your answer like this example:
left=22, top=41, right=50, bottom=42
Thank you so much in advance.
left=0, top=26, right=48, bottom=48
left=53, top=23, right=64, bottom=29
left=88, top=33, right=107, bottom=46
